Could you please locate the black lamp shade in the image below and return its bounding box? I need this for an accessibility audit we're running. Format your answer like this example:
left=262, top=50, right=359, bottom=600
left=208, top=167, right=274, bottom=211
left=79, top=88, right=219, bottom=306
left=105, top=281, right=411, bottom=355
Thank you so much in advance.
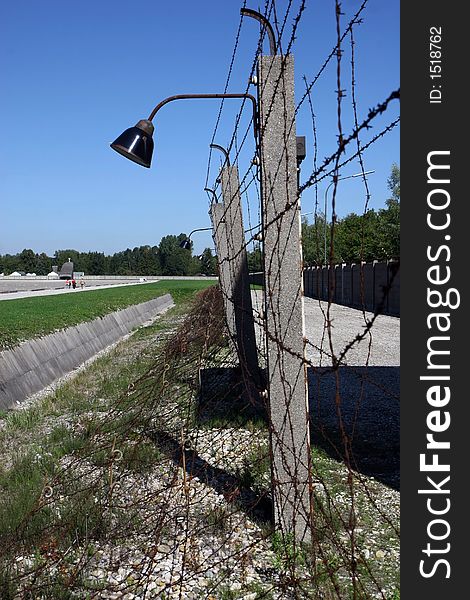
left=110, top=119, right=154, bottom=168
left=179, top=239, right=191, bottom=250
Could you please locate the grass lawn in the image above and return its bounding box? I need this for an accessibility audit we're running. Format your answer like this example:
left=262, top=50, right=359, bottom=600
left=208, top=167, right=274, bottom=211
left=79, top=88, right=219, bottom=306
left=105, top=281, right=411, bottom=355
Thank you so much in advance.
left=0, top=280, right=216, bottom=350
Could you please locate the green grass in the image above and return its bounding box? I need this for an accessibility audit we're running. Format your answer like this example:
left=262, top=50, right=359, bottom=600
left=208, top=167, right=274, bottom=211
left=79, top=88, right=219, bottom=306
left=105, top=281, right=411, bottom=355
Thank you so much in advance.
left=0, top=279, right=215, bottom=350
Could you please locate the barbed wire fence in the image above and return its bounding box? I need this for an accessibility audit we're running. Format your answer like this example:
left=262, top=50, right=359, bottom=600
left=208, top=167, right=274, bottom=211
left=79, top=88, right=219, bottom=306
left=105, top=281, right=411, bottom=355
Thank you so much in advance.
left=0, top=1, right=400, bottom=598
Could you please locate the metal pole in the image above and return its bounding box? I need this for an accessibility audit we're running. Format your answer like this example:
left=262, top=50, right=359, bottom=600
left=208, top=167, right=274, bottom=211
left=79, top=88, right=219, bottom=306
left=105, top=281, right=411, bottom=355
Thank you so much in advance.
left=240, top=8, right=277, bottom=56
left=187, top=227, right=212, bottom=239
left=204, top=187, right=219, bottom=204
left=210, top=143, right=230, bottom=168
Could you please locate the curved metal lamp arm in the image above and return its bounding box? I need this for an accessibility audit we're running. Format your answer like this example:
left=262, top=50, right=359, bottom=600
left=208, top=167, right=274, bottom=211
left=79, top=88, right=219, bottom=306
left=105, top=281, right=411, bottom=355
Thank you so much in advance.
left=210, top=143, right=230, bottom=167
left=204, top=187, right=219, bottom=204
left=188, top=226, right=213, bottom=239
left=241, top=8, right=277, bottom=55
left=147, top=93, right=258, bottom=141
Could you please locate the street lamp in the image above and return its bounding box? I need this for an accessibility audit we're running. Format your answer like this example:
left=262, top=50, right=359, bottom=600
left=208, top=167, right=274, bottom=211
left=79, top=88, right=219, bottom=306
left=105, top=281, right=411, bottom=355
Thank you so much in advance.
left=323, top=170, right=375, bottom=264
left=179, top=227, right=213, bottom=250
left=110, top=94, right=258, bottom=168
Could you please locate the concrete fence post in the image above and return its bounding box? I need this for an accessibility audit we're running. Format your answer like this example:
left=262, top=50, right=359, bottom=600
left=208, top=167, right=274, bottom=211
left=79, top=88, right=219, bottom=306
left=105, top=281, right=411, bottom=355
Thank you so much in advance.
left=210, top=202, right=237, bottom=341
left=219, top=165, right=262, bottom=394
left=258, top=54, right=313, bottom=542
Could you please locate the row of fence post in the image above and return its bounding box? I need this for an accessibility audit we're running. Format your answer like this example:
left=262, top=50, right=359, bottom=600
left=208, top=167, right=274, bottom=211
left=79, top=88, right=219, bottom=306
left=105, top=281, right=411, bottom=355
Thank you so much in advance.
left=209, top=48, right=312, bottom=542
left=208, top=40, right=399, bottom=544
left=303, top=260, right=400, bottom=316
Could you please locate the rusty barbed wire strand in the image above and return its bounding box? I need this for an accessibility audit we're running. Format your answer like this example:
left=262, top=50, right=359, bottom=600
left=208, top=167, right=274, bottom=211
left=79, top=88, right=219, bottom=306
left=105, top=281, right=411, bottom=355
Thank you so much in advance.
left=296, top=0, right=369, bottom=115
left=299, top=89, right=400, bottom=194
left=1, top=3, right=400, bottom=598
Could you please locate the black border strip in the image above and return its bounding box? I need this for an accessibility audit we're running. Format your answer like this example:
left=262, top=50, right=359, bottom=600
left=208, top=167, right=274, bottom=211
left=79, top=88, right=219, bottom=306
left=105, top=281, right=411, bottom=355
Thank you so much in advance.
left=401, top=2, right=466, bottom=596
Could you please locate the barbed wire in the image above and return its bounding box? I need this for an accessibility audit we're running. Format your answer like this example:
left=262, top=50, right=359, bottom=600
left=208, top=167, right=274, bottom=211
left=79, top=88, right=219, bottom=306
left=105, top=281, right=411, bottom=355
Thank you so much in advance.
left=204, top=0, right=247, bottom=197
left=1, top=2, right=400, bottom=598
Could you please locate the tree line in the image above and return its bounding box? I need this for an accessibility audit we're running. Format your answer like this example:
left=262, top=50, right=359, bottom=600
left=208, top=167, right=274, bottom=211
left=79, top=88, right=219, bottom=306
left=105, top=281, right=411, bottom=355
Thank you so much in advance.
left=247, top=164, right=400, bottom=270
left=0, top=234, right=218, bottom=277
left=1, top=166, right=399, bottom=276
left=302, top=163, right=400, bottom=265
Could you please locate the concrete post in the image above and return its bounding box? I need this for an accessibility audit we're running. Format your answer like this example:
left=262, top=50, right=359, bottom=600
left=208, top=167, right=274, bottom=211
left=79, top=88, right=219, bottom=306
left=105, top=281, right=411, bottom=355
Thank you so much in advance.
left=258, top=54, right=312, bottom=541
left=219, top=165, right=261, bottom=394
left=210, top=202, right=236, bottom=341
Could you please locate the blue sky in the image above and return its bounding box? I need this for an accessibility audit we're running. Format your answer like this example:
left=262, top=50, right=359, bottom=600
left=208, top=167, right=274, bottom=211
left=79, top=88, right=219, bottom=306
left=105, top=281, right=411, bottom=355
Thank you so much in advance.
left=1, top=0, right=399, bottom=257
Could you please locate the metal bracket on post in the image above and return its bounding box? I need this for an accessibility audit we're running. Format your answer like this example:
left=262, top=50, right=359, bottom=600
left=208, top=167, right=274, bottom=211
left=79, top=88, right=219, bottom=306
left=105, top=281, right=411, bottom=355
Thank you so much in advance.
left=204, top=187, right=219, bottom=204
left=210, top=143, right=230, bottom=168
left=296, top=135, right=306, bottom=188
left=241, top=8, right=278, bottom=56
left=296, top=136, right=306, bottom=166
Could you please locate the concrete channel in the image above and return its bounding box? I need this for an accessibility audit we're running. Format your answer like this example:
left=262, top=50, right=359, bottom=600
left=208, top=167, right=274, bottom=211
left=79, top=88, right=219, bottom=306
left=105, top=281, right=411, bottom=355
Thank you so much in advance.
left=0, top=294, right=174, bottom=410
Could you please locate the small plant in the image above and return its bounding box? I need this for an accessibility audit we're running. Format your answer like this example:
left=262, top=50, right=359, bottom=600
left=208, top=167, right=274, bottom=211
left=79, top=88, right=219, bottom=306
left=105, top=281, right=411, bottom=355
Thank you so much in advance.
left=205, top=505, right=232, bottom=532
left=5, top=407, right=44, bottom=431
left=271, top=531, right=310, bottom=570
left=237, top=448, right=270, bottom=493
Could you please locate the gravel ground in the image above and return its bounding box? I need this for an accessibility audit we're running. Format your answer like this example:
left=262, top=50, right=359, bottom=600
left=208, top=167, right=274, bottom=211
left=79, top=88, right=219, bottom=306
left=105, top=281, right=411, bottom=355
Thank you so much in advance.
left=302, top=298, right=400, bottom=489
left=302, top=298, right=399, bottom=367
left=251, top=292, right=400, bottom=488
left=2, top=295, right=400, bottom=598
left=250, top=292, right=400, bottom=367
left=10, top=427, right=399, bottom=599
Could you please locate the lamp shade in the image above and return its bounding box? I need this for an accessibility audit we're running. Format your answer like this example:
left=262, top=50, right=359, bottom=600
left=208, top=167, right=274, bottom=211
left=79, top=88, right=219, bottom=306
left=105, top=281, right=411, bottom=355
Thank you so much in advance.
left=110, top=119, right=154, bottom=168
left=179, top=239, right=191, bottom=250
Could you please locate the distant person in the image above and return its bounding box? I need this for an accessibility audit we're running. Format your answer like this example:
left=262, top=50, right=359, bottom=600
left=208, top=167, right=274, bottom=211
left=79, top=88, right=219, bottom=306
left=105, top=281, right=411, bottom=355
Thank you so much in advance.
left=80, top=278, right=85, bottom=289
left=66, top=279, right=71, bottom=289
left=72, top=279, right=77, bottom=289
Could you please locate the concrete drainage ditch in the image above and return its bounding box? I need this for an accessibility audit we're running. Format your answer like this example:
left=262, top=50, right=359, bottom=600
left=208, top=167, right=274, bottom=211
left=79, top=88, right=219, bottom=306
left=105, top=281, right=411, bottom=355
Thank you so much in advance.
left=0, top=294, right=174, bottom=410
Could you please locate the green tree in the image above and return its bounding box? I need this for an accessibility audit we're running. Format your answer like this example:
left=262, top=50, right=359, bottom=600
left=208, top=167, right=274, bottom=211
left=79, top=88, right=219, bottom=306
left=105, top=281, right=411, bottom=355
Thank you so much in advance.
left=158, top=234, right=192, bottom=275
left=17, top=249, right=36, bottom=273
left=35, top=252, right=53, bottom=275
left=374, top=164, right=400, bottom=260
left=54, top=249, right=82, bottom=271
left=86, top=252, right=107, bottom=275
left=199, top=248, right=217, bottom=275
left=0, top=254, right=21, bottom=275
left=247, top=246, right=263, bottom=272
left=301, top=214, right=329, bottom=266
left=134, top=245, right=160, bottom=275
left=301, top=164, right=400, bottom=264
left=335, top=210, right=381, bottom=263
left=387, top=163, right=400, bottom=203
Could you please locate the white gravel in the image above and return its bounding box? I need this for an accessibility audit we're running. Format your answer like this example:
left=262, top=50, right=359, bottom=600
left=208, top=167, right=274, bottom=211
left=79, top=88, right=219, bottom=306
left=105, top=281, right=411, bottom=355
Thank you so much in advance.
left=302, top=297, right=399, bottom=367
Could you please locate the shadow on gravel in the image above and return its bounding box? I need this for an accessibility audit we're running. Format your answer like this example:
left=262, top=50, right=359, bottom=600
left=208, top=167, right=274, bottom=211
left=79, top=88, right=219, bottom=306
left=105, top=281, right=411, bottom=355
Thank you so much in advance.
left=308, top=366, right=400, bottom=490
left=147, top=429, right=274, bottom=525
left=197, top=366, right=268, bottom=425
left=149, top=365, right=399, bottom=528
left=197, top=365, right=400, bottom=490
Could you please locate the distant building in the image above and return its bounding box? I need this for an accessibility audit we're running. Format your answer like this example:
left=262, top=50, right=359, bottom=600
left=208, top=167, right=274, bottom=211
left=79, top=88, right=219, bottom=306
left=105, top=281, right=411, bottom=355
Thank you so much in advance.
left=59, top=260, right=74, bottom=280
